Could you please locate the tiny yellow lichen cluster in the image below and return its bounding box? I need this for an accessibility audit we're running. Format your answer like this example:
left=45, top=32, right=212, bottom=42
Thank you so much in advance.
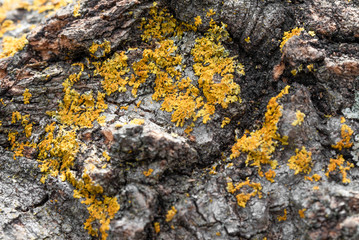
left=23, top=88, right=32, bottom=104
left=226, top=178, right=262, bottom=208
left=325, top=155, right=354, bottom=183
left=291, top=110, right=305, bottom=126
left=265, top=169, right=276, bottom=183
left=277, top=209, right=287, bottom=221
left=280, top=27, right=304, bottom=52
left=304, top=174, right=321, bottom=182
left=154, top=222, right=160, bottom=233
left=287, top=147, right=312, bottom=175
left=165, top=206, right=177, bottom=222
left=331, top=121, right=353, bottom=151
left=73, top=0, right=81, bottom=17
left=298, top=208, right=306, bottom=219
left=90, top=40, right=111, bottom=59
left=8, top=112, right=35, bottom=159
left=230, top=86, right=290, bottom=177
left=143, top=168, right=153, bottom=176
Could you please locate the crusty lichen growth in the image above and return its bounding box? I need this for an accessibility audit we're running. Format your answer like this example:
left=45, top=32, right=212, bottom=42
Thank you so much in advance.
left=265, top=169, right=276, bottom=183
left=277, top=209, right=287, bottom=221
left=226, top=178, right=262, bottom=208
left=331, top=122, right=353, bottom=151
left=0, top=34, right=28, bottom=58
left=304, top=174, right=321, bottom=182
left=165, top=206, right=177, bottom=222
left=67, top=170, right=120, bottom=240
left=23, top=88, right=32, bottom=104
left=154, top=222, right=160, bottom=233
left=280, top=27, right=304, bottom=52
left=292, top=110, right=305, bottom=126
left=58, top=63, right=108, bottom=128
left=230, top=86, right=290, bottom=177
left=325, top=155, right=354, bottom=183
left=287, top=147, right=312, bottom=175
left=89, top=40, right=111, bottom=59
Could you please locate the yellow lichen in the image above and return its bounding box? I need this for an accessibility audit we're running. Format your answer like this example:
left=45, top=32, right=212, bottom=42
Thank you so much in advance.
left=73, top=0, right=81, bottom=17
left=206, top=9, right=216, bottom=17
left=221, top=117, right=231, bottom=128
left=165, top=206, right=177, bottom=222
left=67, top=170, right=120, bottom=240
left=291, top=110, right=305, bottom=126
left=130, top=118, right=145, bottom=125
left=89, top=40, right=111, bottom=59
left=280, top=27, right=304, bottom=52
left=154, top=222, right=160, bottom=234
left=23, top=88, right=32, bottom=104
left=304, top=174, right=321, bottom=182
left=332, top=123, right=353, bottom=151
left=226, top=178, right=262, bottom=208
left=194, top=16, right=202, bottom=27
left=102, top=151, right=111, bottom=162
left=244, top=36, right=251, bottom=43
left=0, top=34, right=28, bottom=58
left=277, top=209, right=287, bottom=221
left=230, top=86, right=290, bottom=177
left=325, top=155, right=354, bottom=183
left=265, top=169, right=276, bottom=183
left=287, top=147, right=312, bottom=175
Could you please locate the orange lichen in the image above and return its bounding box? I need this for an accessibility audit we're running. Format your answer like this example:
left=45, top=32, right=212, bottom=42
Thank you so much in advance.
left=304, top=174, right=321, bottom=182
left=298, top=208, right=306, bottom=218
left=332, top=123, right=353, bottom=151
left=291, top=110, right=305, bottom=126
left=143, top=168, right=153, bottom=177
left=265, top=169, right=276, bottom=183
left=165, top=206, right=177, bottom=222
left=277, top=209, right=287, bottom=221
left=280, top=27, right=304, bottom=52
left=287, top=147, right=312, bottom=175
left=23, top=88, right=32, bottom=104
left=230, top=86, right=290, bottom=176
left=325, top=155, right=354, bottom=183
left=226, top=178, right=262, bottom=208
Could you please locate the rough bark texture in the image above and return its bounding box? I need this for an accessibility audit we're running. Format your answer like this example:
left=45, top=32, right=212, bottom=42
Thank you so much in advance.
left=1, top=0, right=359, bottom=239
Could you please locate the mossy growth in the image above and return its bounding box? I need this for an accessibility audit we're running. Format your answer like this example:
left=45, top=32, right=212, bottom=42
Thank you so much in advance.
left=230, top=86, right=290, bottom=177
